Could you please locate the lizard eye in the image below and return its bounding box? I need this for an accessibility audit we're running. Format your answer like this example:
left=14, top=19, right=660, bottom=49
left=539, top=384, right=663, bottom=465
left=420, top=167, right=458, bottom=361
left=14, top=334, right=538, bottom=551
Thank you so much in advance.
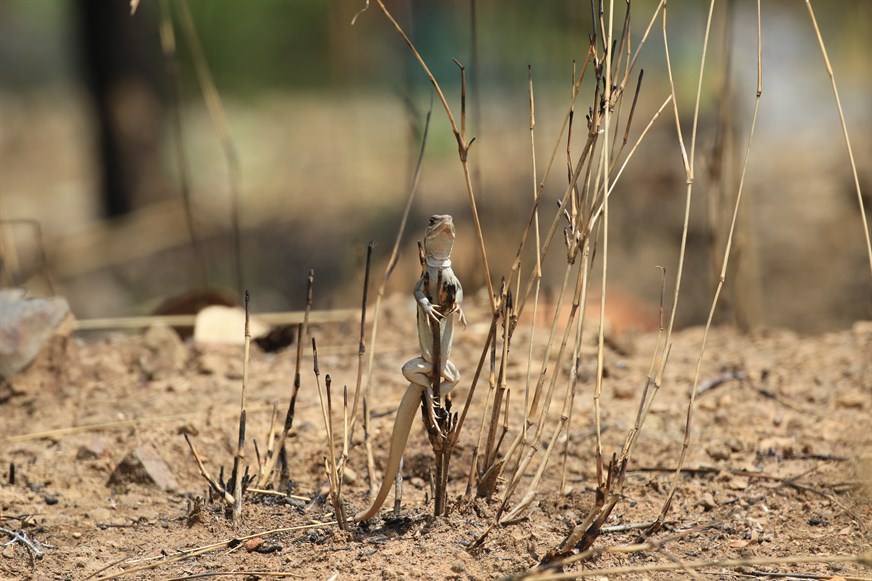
left=429, top=217, right=436, bottom=225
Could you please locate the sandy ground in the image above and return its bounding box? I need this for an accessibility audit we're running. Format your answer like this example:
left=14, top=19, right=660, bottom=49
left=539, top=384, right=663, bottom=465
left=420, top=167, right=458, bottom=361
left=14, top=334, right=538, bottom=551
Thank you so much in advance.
left=1, top=295, right=871, bottom=580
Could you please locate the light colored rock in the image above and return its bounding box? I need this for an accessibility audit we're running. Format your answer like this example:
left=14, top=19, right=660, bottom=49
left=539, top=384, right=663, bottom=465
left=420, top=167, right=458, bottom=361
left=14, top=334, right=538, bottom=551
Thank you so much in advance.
left=193, top=306, right=269, bottom=346
left=107, top=444, right=179, bottom=492
left=0, top=289, right=70, bottom=378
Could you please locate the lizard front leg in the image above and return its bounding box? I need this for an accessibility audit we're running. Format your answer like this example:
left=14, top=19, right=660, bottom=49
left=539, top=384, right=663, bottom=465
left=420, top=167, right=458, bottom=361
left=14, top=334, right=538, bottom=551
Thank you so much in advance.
left=354, top=381, right=425, bottom=522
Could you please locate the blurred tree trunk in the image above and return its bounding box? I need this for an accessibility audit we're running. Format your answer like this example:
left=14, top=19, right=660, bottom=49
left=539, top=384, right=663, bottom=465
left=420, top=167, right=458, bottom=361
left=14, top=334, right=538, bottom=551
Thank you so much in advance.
left=75, top=0, right=166, bottom=218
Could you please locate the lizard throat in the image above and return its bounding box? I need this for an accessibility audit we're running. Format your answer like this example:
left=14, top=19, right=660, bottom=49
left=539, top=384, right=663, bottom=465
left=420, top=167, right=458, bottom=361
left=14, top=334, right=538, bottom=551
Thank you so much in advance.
left=425, top=256, right=452, bottom=269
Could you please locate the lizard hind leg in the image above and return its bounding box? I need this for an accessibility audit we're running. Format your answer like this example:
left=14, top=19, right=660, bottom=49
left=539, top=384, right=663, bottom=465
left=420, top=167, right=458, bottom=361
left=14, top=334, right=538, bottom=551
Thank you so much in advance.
left=354, top=382, right=426, bottom=522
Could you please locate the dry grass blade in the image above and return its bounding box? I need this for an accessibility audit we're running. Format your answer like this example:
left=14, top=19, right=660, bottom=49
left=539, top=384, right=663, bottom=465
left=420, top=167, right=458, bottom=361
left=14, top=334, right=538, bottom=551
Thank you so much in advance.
left=803, top=0, right=872, bottom=278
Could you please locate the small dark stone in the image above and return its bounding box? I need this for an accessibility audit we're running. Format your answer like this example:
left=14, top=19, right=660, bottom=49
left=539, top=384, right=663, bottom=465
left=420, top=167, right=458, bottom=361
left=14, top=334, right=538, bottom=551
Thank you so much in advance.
left=807, top=517, right=828, bottom=527
left=43, top=494, right=59, bottom=505
left=253, top=543, right=282, bottom=554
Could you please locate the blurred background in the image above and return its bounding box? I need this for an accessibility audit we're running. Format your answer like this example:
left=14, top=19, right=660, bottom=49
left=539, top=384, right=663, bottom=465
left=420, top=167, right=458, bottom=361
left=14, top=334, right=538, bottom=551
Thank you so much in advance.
left=0, top=0, right=869, bottom=332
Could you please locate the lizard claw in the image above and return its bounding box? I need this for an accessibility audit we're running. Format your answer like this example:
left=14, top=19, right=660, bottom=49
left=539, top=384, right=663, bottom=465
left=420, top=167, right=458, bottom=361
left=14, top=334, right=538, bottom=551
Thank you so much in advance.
left=425, top=304, right=444, bottom=324
left=457, top=307, right=468, bottom=328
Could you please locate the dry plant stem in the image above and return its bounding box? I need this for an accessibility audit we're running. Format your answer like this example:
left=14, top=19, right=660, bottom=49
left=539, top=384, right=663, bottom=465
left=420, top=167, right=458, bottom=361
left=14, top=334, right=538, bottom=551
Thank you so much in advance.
left=363, top=398, right=377, bottom=497
left=623, top=0, right=665, bottom=86
left=362, top=103, right=432, bottom=496
left=587, top=94, right=674, bottom=231
left=593, top=0, right=616, bottom=489
left=501, top=238, right=591, bottom=521
left=454, top=314, right=498, bottom=447
left=629, top=0, right=716, bottom=470
left=421, top=309, right=451, bottom=516
left=804, top=0, right=872, bottom=278
left=659, top=0, right=715, bottom=359
left=74, top=308, right=356, bottom=332
left=92, top=521, right=336, bottom=581
left=374, top=0, right=496, bottom=311
left=343, top=242, right=373, bottom=467
left=177, top=0, right=244, bottom=293
left=524, top=66, right=542, bottom=444
left=272, top=270, right=314, bottom=490
left=165, top=572, right=306, bottom=580
left=522, top=553, right=871, bottom=581
left=494, top=257, right=575, bottom=494
left=313, top=340, right=346, bottom=529
left=470, top=312, right=501, bottom=492
left=502, top=265, right=590, bottom=520
left=256, top=406, right=278, bottom=483
left=619, top=266, right=668, bottom=463
left=157, top=0, right=206, bottom=288
left=183, top=433, right=233, bottom=504
left=498, top=253, right=586, bottom=511
left=656, top=0, right=763, bottom=529
left=483, top=295, right=512, bottom=469
left=560, top=246, right=591, bottom=494
left=326, top=376, right=347, bottom=527
left=231, top=291, right=252, bottom=523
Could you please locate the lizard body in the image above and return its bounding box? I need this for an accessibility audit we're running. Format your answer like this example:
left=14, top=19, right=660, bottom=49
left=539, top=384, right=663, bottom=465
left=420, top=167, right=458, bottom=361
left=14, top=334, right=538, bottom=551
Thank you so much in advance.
left=355, top=215, right=464, bottom=522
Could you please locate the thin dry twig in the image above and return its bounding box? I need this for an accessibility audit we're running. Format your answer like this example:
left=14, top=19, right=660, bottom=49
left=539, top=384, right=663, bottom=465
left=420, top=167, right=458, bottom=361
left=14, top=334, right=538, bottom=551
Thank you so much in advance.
left=92, top=521, right=336, bottom=580
left=521, top=552, right=872, bottom=580
left=176, top=0, right=244, bottom=293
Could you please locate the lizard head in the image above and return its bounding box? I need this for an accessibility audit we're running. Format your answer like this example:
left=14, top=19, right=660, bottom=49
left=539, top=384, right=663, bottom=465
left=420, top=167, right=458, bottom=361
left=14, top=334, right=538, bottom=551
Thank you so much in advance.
left=424, top=214, right=455, bottom=261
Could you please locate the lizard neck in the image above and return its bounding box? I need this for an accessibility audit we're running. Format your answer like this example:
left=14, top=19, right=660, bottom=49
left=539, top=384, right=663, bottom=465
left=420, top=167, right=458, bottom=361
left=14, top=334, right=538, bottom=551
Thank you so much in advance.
left=425, top=256, right=451, bottom=269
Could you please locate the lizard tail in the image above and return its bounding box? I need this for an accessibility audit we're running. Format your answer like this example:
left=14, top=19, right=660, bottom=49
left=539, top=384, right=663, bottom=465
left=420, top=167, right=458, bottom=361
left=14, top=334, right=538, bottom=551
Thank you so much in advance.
left=354, top=383, right=424, bottom=522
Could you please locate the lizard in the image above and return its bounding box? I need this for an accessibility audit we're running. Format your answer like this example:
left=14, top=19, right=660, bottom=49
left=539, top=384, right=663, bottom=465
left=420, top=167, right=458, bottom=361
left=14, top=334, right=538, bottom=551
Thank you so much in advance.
left=355, top=214, right=465, bottom=522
